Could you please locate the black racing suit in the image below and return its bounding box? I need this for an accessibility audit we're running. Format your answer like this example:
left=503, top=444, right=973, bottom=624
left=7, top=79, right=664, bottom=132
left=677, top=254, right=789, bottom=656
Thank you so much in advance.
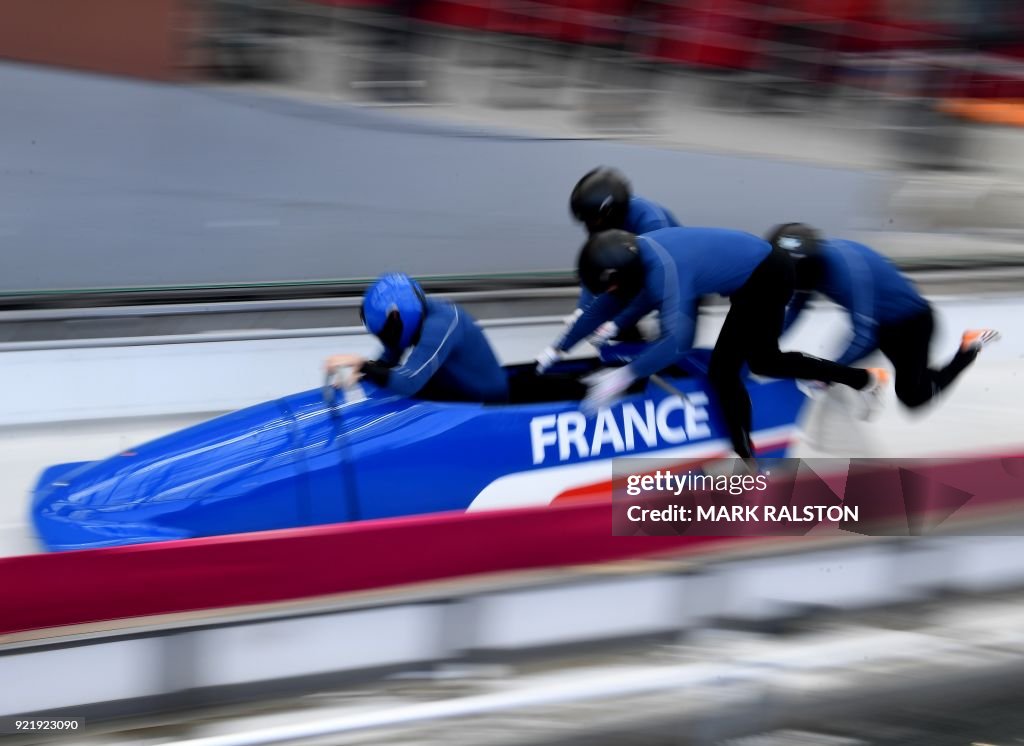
left=710, top=246, right=870, bottom=459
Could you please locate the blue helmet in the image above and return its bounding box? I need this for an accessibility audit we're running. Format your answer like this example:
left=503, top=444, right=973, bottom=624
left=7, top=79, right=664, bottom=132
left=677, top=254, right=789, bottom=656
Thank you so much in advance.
left=360, top=273, right=427, bottom=350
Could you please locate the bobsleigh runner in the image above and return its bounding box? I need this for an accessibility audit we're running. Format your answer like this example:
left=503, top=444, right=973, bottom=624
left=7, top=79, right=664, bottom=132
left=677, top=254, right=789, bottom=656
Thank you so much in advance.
left=31, top=350, right=808, bottom=551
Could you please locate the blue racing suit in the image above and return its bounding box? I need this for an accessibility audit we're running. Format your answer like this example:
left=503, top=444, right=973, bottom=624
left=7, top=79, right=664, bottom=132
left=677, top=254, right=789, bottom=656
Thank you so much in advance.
left=624, top=195, right=682, bottom=235
left=560, top=228, right=872, bottom=459
left=783, top=239, right=930, bottom=366
left=577, top=196, right=682, bottom=311
left=783, top=237, right=976, bottom=410
left=368, top=298, right=508, bottom=403
left=560, top=226, right=770, bottom=380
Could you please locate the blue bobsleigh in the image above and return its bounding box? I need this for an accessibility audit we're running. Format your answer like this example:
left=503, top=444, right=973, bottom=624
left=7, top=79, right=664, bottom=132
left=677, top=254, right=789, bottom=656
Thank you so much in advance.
left=31, top=352, right=808, bottom=551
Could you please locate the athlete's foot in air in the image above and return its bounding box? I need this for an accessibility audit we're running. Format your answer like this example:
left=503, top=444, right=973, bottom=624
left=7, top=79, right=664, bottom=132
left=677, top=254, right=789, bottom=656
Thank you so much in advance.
left=961, top=328, right=1001, bottom=353
left=857, top=367, right=890, bottom=421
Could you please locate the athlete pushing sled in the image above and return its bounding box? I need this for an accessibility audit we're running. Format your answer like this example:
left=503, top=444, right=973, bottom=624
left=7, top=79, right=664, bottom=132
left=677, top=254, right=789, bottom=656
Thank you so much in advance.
left=768, top=223, right=1001, bottom=417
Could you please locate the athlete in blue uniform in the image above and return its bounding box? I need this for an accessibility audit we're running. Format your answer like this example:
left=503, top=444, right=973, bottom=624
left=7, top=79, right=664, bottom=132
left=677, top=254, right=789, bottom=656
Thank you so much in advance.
left=570, top=167, right=681, bottom=237
left=566, top=167, right=682, bottom=344
left=537, top=227, right=885, bottom=459
left=326, top=273, right=508, bottom=404
left=769, top=223, right=1000, bottom=409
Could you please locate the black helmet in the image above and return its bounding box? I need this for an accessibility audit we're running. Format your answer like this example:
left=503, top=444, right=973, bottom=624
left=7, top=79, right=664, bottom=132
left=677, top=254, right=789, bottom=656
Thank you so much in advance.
left=570, top=167, right=632, bottom=233
left=765, top=222, right=825, bottom=290
left=578, top=229, right=644, bottom=299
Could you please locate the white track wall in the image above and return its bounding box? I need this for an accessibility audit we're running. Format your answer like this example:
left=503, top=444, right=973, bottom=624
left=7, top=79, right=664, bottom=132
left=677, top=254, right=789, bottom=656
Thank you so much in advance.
left=5, top=537, right=1024, bottom=718
left=0, top=296, right=1019, bottom=427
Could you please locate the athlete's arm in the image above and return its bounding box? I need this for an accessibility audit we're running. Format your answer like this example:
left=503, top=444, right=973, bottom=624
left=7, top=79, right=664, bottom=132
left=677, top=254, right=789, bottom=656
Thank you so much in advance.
left=575, top=286, right=596, bottom=312
left=373, top=306, right=461, bottom=396
left=623, top=257, right=693, bottom=380
left=558, top=292, right=623, bottom=352
left=610, top=291, right=654, bottom=332
left=376, top=345, right=402, bottom=367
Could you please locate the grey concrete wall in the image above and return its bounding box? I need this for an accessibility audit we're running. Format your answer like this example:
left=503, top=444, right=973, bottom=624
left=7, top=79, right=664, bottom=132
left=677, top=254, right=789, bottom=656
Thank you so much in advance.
left=1, top=63, right=889, bottom=292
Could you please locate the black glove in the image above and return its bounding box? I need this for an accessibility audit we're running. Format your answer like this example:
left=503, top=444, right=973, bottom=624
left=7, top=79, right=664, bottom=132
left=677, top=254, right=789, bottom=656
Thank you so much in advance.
left=358, top=359, right=391, bottom=386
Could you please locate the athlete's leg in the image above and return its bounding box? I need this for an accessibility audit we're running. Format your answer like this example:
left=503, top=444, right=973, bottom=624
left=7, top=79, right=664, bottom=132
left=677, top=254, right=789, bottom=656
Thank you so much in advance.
left=933, top=335, right=982, bottom=389
left=876, top=311, right=936, bottom=408
left=709, top=304, right=756, bottom=459
left=878, top=308, right=981, bottom=408
left=711, top=247, right=888, bottom=457
left=738, top=248, right=871, bottom=389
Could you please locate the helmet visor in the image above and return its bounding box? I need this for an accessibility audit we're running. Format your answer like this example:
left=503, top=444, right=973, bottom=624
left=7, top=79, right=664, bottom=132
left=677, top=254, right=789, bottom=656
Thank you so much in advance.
left=375, top=310, right=405, bottom=349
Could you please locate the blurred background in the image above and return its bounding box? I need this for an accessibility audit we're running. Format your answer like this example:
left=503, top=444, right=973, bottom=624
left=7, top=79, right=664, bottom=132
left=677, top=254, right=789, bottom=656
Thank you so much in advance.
left=5, top=0, right=1024, bottom=293
left=3, top=1, right=1024, bottom=745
